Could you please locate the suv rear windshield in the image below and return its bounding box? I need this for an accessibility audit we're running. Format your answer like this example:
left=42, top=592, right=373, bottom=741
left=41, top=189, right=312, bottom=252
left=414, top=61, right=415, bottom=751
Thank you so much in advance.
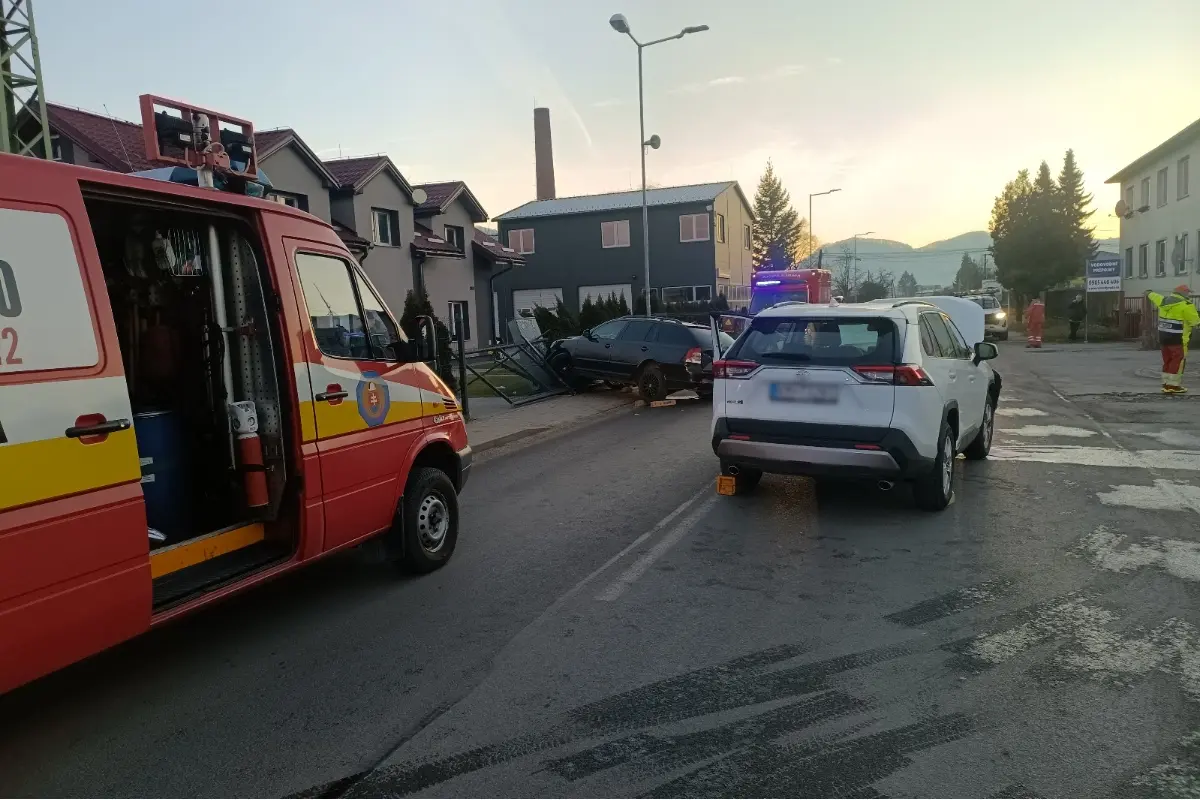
left=725, top=316, right=899, bottom=366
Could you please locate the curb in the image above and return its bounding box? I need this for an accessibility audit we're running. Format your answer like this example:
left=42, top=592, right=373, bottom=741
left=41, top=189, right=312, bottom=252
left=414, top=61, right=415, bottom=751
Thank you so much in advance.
left=470, top=397, right=638, bottom=455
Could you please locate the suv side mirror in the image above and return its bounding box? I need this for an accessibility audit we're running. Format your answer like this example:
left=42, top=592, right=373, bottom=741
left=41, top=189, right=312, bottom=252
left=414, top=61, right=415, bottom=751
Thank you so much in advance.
left=973, top=341, right=998, bottom=365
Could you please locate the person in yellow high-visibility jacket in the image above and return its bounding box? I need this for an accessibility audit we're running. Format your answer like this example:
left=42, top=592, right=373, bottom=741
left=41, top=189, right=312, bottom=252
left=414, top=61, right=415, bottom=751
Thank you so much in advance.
left=1148, top=285, right=1200, bottom=394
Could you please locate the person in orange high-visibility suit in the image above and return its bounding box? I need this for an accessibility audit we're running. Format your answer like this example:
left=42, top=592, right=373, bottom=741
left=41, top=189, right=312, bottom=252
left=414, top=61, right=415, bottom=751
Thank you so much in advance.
left=1025, top=297, right=1045, bottom=348
left=1148, top=285, right=1200, bottom=394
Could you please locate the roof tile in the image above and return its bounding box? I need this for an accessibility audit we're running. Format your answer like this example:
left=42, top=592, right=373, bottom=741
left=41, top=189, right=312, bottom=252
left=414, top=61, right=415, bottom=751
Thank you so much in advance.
left=46, top=103, right=164, bottom=172
left=322, top=156, right=389, bottom=190
left=495, top=181, right=742, bottom=221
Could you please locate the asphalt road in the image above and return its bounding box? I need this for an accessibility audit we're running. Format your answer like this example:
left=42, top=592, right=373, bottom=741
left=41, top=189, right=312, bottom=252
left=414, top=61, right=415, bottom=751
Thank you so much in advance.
left=4, top=347, right=1200, bottom=798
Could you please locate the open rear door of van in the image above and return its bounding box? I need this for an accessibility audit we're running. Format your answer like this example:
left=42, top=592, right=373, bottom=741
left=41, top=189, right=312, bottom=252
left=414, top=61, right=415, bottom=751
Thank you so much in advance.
left=0, top=164, right=150, bottom=692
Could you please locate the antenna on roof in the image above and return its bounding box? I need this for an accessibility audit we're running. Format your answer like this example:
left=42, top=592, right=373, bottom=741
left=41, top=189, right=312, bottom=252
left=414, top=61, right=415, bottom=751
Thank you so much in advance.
left=103, top=103, right=134, bottom=171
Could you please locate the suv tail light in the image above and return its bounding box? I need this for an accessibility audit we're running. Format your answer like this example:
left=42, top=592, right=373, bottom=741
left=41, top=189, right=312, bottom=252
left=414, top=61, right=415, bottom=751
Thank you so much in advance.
left=713, top=359, right=758, bottom=379
left=684, top=347, right=702, bottom=365
left=852, top=364, right=934, bottom=386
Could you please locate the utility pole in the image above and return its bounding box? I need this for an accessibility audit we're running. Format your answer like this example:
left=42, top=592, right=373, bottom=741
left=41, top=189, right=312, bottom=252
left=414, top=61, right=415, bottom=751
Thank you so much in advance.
left=1, top=0, right=52, bottom=158
left=980, top=251, right=990, bottom=282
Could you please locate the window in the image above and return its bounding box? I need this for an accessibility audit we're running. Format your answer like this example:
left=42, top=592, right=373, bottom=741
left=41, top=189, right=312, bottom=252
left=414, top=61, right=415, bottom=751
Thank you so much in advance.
left=695, top=285, right=712, bottom=302
left=661, top=285, right=711, bottom=304
left=351, top=269, right=403, bottom=356
left=601, top=220, right=631, bottom=248
left=1177, top=233, right=1190, bottom=275
left=296, top=252, right=372, bottom=360
left=268, top=191, right=309, bottom=211
left=1179, top=156, right=1191, bottom=200
left=715, top=213, right=726, bottom=243
left=679, top=213, right=710, bottom=242
left=618, top=318, right=656, bottom=341
left=1139, top=243, right=1148, bottom=278
left=743, top=224, right=752, bottom=250
left=444, top=225, right=465, bottom=251
left=590, top=319, right=627, bottom=340
left=50, top=134, right=63, bottom=162
left=1141, top=177, right=1150, bottom=208
left=1124, top=185, right=1134, bottom=211
left=924, top=312, right=967, bottom=359
left=1156, top=239, right=1167, bottom=276
left=372, top=208, right=399, bottom=246
left=508, top=228, right=535, bottom=254
left=1125, top=247, right=1134, bottom=278
left=919, top=316, right=938, bottom=357
left=654, top=323, right=700, bottom=347
left=725, top=316, right=899, bottom=367
left=1158, top=168, right=1169, bottom=207
left=447, top=300, right=471, bottom=341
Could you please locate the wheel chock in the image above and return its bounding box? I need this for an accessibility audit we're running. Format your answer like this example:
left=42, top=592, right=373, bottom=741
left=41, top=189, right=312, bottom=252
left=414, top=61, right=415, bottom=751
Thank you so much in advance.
left=650, top=399, right=677, bottom=408
left=716, top=475, right=737, bottom=495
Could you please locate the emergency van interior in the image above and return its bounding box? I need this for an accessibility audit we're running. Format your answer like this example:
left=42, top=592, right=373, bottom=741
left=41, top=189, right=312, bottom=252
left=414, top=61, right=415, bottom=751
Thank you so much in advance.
left=83, top=193, right=293, bottom=603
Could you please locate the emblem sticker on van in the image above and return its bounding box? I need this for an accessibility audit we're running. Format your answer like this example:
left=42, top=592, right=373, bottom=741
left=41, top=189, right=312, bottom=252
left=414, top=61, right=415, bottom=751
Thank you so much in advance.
left=356, top=372, right=391, bottom=427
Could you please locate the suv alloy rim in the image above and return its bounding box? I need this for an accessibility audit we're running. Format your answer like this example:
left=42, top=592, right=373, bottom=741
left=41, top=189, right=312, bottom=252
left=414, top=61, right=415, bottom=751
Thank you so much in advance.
left=941, top=435, right=953, bottom=496
left=983, top=402, right=994, bottom=449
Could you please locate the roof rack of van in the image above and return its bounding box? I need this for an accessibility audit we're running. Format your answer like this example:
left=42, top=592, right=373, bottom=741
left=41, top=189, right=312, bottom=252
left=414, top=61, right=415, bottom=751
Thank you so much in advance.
left=891, top=299, right=937, bottom=309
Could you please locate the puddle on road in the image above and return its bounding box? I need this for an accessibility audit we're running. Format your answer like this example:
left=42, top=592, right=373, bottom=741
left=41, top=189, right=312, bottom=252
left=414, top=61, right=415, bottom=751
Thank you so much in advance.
left=989, top=446, right=1200, bottom=471
left=1005, top=425, right=1096, bottom=438
left=1097, top=480, right=1200, bottom=514
left=995, top=407, right=1049, bottom=418
left=1078, top=525, right=1200, bottom=581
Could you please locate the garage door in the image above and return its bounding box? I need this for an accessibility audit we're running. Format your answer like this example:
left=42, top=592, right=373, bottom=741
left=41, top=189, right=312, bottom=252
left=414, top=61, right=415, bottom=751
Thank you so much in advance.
left=578, top=283, right=632, bottom=307
left=513, top=288, right=563, bottom=317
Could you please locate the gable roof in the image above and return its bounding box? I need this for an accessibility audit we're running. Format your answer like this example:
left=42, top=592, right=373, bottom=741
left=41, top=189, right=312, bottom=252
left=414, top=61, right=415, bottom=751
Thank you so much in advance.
left=253, top=127, right=339, bottom=187
left=45, top=103, right=164, bottom=172
left=495, top=181, right=753, bottom=222
left=323, top=154, right=415, bottom=199
left=414, top=180, right=488, bottom=222
left=1107, top=117, right=1200, bottom=184
left=411, top=221, right=465, bottom=258
left=472, top=227, right=525, bottom=265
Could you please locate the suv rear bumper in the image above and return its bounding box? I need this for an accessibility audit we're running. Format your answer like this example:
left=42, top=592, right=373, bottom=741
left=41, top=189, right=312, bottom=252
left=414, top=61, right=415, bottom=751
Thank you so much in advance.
left=712, top=418, right=933, bottom=479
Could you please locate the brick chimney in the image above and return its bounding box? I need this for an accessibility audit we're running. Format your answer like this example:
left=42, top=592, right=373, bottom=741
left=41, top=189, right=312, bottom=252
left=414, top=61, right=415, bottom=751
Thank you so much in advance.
left=534, top=107, right=556, bottom=201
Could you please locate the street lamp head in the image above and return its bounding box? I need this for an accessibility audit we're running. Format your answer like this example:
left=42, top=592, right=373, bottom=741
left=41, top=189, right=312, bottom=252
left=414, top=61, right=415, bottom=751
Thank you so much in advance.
left=681, top=24, right=709, bottom=34
left=644, top=134, right=661, bottom=150
left=609, top=13, right=631, bottom=34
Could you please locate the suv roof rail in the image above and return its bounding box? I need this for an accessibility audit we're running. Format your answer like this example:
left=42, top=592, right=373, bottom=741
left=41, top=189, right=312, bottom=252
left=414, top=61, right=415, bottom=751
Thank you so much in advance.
left=892, top=299, right=936, bottom=309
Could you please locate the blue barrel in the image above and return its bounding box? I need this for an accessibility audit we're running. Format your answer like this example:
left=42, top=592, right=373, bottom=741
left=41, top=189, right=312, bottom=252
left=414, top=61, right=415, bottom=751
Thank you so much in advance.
left=133, top=410, right=192, bottom=540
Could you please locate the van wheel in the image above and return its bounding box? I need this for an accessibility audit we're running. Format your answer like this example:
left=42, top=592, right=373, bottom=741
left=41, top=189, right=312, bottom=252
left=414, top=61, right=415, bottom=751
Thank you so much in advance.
left=913, top=422, right=954, bottom=512
left=637, top=363, right=667, bottom=401
left=963, top=395, right=995, bottom=460
left=393, top=467, right=458, bottom=573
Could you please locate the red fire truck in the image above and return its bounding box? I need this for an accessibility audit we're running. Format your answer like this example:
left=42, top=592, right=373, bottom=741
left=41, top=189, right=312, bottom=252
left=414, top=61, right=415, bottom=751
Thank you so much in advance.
left=748, top=269, right=833, bottom=314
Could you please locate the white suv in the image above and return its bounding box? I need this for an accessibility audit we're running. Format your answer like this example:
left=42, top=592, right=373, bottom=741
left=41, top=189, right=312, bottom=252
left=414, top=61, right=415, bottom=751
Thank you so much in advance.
left=710, top=299, right=1001, bottom=511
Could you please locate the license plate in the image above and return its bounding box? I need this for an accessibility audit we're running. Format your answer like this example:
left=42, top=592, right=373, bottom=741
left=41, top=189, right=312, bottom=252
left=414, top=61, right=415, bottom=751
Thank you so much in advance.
left=770, top=382, right=840, bottom=404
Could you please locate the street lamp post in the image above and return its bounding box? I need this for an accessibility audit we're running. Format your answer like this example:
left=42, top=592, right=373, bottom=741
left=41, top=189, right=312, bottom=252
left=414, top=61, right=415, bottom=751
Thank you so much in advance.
left=852, top=230, right=873, bottom=300
left=808, top=188, right=841, bottom=259
left=610, top=13, right=709, bottom=316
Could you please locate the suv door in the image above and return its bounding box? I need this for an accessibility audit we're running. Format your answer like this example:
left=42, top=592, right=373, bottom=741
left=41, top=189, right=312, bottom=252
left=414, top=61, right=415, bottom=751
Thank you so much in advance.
left=921, top=312, right=973, bottom=445
left=942, top=314, right=986, bottom=439
left=610, top=318, right=657, bottom=379
left=573, top=318, right=628, bottom=376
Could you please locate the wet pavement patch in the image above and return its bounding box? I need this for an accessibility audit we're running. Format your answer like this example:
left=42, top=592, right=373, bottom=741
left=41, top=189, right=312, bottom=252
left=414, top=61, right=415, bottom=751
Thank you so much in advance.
left=1005, top=425, right=1097, bottom=438
left=1077, top=525, right=1200, bottom=580
left=1096, top=481, right=1200, bottom=515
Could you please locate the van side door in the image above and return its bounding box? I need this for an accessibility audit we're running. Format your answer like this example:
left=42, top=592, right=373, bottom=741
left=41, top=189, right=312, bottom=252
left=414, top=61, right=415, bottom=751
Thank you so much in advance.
left=0, top=193, right=149, bottom=693
left=287, top=242, right=425, bottom=552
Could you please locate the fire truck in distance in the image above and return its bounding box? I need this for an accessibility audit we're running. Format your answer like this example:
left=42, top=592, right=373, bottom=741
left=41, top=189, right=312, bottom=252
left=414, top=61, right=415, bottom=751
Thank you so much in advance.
left=748, top=268, right=833, bottom=314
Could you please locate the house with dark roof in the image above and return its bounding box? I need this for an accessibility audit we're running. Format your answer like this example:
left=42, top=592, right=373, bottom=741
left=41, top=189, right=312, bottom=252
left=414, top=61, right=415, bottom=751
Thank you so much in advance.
left=493, top=182, right=754, bottom=326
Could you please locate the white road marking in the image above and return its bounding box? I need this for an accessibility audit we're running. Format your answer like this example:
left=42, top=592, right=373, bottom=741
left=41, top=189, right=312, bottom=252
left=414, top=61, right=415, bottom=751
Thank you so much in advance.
left=1126, top=428, right=1200, bottom=448
left=1005, top=425, right=1097, bottom=438
left=1079, top=525, right=1200, bottom=581
left=1097, top=480, right=1200, bottom=515
left=596, top=495, right=719, bottom=602
left=995, top=407, right=1049, bottom=417
left=989, top=446, right=1200, bottom=471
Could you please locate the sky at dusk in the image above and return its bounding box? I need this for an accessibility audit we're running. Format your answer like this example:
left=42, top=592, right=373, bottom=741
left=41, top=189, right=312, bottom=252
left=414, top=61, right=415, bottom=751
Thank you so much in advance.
left=35, top=0, right=1200, bottom=245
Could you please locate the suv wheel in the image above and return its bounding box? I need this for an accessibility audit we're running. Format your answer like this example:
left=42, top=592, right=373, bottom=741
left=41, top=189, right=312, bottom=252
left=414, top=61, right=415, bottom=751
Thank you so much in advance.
left=913, top=421, right=954, bottom=511
left=637, top=363, right=668, bottom=401
left=963, top=394, right=995, bottom=460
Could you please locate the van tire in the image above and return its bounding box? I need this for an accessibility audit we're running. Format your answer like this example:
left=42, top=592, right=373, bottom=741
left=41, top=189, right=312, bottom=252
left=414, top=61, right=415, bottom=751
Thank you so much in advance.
left=637, top=363, right=668, bottom=401
left=394, top=467, right=458, bottom=573
left=913, top=421, right=954, bottom=512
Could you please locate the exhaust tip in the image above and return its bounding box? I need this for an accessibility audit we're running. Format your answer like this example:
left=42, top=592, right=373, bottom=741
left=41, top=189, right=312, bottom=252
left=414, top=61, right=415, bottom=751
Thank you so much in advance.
left=727, top=465, right=740, bottom=476
left=877, top=480, right=895, bottom=491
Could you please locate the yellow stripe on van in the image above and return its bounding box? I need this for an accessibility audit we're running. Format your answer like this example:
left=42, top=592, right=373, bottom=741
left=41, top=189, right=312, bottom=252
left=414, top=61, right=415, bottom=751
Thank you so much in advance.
left=150, top=523, right=266, bottom=579
left=309, top=399, right=425, bottom=440
left=0, top=428, right=142, bottom=512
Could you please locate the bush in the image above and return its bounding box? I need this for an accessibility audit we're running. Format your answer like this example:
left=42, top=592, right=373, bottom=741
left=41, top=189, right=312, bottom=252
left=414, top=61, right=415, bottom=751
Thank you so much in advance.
left=399, top=289, right=457, bottom=390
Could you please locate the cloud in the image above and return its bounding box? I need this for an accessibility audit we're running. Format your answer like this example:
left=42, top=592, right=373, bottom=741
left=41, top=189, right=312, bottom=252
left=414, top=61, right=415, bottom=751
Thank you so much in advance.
left=672, top=75, right=746, bottom=94
left=825, top=56, right=844, bottom=66
left=762, top=64, right=807, bottom=80
left=591, top=98, right=625, bottom=108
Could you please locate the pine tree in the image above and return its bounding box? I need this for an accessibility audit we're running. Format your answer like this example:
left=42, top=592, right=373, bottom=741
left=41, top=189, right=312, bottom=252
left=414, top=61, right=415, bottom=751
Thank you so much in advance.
left=897, top=271, right=918, bottom=297
left=579, top=295, right=604, bottom=330
left=1057, top=148, right=1097, bottom=264
left=617, top=293, right=630, bottom=316
left=954, top=254, right=983, bottom=291
left=398, top=289, right=456, bottom=390
left=751, top=159, right=808, bottom=271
